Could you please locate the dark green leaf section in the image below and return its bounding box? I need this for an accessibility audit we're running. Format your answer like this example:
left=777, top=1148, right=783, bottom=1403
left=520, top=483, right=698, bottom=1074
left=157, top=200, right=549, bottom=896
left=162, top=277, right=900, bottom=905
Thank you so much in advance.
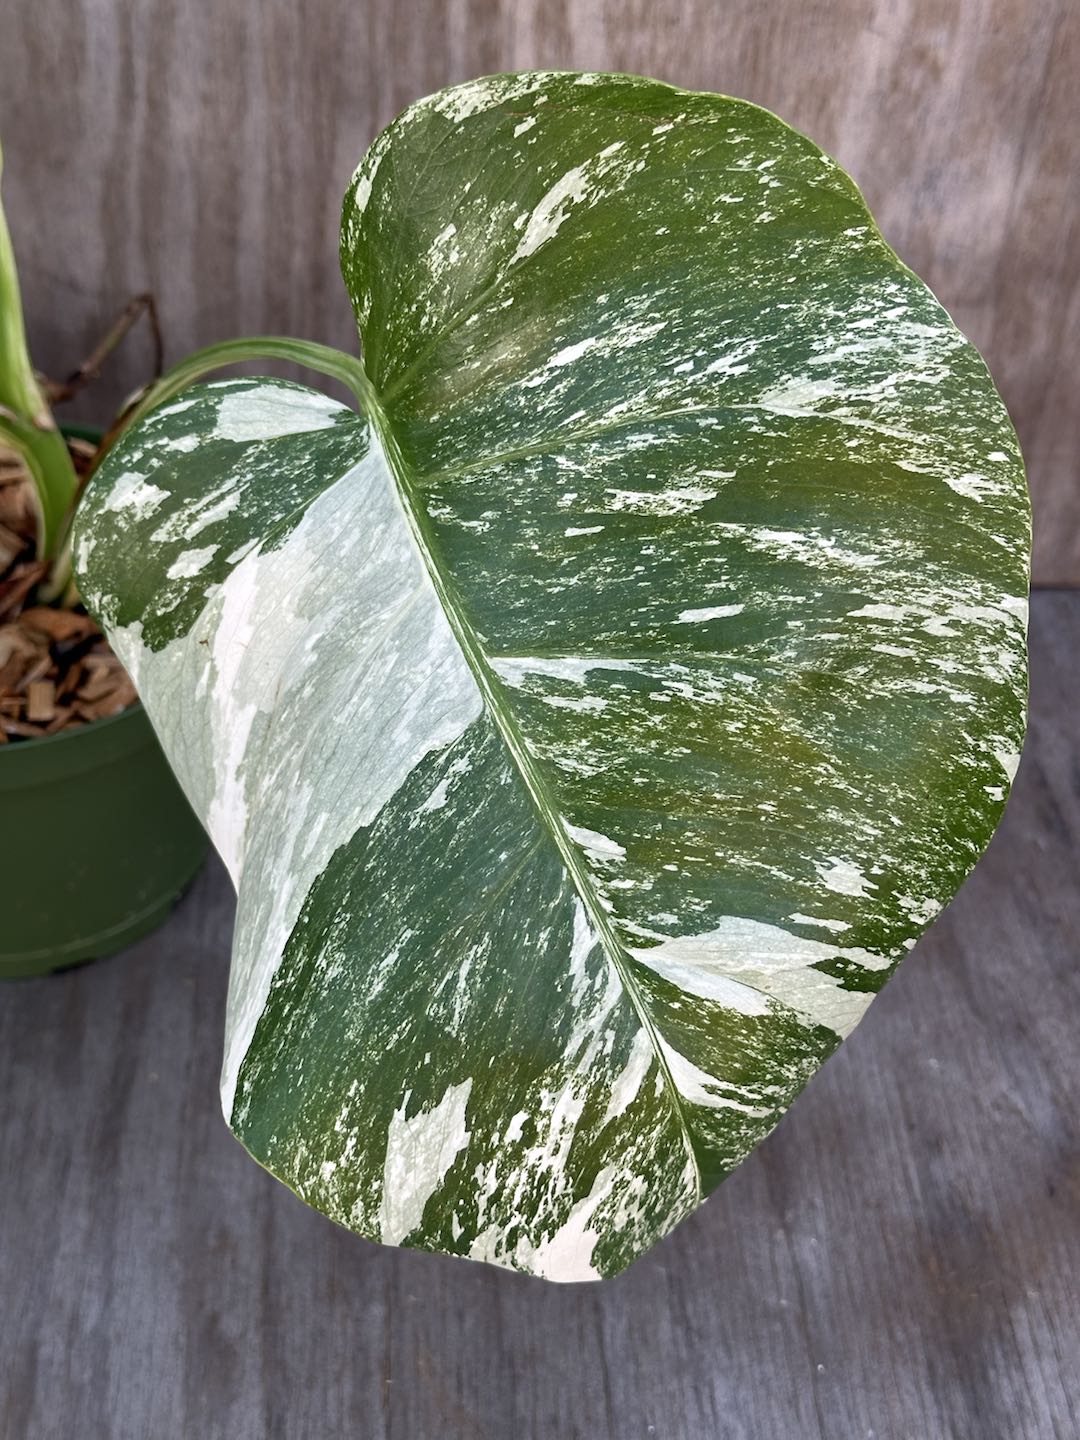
left=234, top=710, right=829, bottom=1273
left=76, top=378, right=365, bottom=649
left=342, top=71, right=1028, bottom=1028
left=234, top=714, right=697, bottom=1275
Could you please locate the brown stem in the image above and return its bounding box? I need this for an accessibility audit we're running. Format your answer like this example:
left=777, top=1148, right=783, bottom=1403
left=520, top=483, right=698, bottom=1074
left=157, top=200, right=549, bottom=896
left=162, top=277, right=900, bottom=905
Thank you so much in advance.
left=40, top=292, right=164, bottom=405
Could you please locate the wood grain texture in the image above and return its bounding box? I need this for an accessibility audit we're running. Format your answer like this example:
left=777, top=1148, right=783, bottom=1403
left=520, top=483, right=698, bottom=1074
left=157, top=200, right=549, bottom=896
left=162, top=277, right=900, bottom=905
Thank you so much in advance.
left=0, top=0, right=1076, bottom=580
left=0, top=589, right=1077, bottom=1438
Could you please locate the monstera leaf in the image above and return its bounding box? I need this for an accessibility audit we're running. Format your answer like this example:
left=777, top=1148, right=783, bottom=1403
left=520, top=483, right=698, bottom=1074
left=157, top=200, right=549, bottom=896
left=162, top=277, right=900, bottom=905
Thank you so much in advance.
left=75, top=72, right=1029, bottom=1281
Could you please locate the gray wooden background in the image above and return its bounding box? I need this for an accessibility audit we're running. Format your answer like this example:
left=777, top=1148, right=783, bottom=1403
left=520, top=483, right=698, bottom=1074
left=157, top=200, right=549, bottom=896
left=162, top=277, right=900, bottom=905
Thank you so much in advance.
left=1, top=0, right=1077, bottom=581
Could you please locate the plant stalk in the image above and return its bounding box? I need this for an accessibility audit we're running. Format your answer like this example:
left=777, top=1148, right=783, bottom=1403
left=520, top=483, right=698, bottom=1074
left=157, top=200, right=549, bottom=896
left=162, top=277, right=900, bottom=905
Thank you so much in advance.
left=90, top=335, right=372, bottom=480
left=0, top=141, right=81, bottom=568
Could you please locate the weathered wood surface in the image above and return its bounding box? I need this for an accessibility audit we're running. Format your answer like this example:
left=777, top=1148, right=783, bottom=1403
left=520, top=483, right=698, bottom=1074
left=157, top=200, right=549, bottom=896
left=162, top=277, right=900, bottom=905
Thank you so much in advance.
left=0, top=590, right=1076, bottom=1438
left=1, top=0, right=1077, bottom=582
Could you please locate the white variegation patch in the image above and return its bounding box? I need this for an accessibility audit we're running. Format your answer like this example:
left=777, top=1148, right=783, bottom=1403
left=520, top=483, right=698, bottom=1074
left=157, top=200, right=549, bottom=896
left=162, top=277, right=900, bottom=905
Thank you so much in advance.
left=380, top=1080, right=473, bottom=1246
left=101, top=471, right=168, bottom=519
left=106, top=407, right=485, bottom=1116
left=633, top=917, right=893, bottom=1038
left=213, top=386, right=342, bottom=442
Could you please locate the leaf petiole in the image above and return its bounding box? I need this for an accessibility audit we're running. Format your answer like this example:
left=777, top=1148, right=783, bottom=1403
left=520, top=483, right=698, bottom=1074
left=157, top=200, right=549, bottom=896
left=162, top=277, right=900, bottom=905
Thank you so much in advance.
left=90, top=336, right=372, bottom=481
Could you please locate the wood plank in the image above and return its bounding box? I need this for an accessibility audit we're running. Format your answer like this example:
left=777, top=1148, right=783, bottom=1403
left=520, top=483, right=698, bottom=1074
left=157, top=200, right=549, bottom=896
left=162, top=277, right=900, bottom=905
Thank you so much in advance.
left=0, top=0, right=1075, bottom=581
left=1, top=591, right=1078, bottom=1437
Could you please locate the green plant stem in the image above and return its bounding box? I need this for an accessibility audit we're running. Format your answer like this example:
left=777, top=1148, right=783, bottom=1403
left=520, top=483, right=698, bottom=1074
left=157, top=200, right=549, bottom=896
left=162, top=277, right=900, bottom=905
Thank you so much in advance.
left=0, top=414, right=80, bottom=565
left=0, top=142, right=80, bottom=565
left=90, top=336, right=372, bottom=480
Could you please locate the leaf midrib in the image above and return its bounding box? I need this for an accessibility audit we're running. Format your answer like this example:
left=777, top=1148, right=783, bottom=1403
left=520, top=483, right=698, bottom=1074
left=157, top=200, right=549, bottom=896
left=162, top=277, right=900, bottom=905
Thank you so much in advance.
left=354, top=368, right=704, bottom=1201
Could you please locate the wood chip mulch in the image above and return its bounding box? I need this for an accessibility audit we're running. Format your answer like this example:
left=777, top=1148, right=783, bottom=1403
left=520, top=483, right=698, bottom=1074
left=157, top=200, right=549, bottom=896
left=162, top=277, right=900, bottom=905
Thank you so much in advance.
left=0, top=440, right=137, bottom=743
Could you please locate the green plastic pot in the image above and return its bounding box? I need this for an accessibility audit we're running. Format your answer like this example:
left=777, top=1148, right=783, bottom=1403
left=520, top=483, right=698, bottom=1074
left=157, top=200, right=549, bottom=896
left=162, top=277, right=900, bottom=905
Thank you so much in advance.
left=0, top=702, right=209, bottom=977
left=1, top=423, right=208, bottom=977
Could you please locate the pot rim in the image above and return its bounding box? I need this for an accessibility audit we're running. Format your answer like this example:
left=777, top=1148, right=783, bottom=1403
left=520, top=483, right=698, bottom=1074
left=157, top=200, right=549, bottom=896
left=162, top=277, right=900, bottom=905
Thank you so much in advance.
left=0, top=699, right=155, bottom=788
left=0, top=696, right=144, bottom=756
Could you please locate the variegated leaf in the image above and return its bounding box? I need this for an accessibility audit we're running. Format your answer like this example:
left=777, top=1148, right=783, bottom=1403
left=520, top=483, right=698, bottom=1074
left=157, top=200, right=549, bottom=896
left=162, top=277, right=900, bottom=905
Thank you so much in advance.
left=75, top=72, right=1029, bottom=1281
